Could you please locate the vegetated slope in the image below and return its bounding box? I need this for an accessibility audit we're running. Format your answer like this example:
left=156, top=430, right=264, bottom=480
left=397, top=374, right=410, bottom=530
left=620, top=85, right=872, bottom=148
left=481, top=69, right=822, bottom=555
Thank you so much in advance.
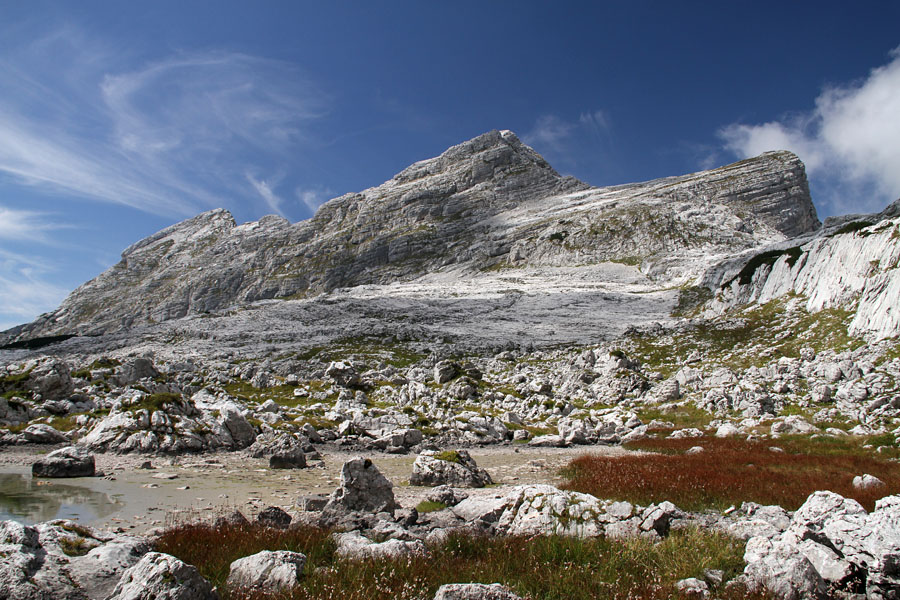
left=1, top=130, right=817, bottom=345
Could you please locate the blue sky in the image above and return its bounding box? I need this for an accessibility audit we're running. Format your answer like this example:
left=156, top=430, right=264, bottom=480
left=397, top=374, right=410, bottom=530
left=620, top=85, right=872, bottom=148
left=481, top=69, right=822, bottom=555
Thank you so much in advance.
left=1, top=1, right=899, bottom=330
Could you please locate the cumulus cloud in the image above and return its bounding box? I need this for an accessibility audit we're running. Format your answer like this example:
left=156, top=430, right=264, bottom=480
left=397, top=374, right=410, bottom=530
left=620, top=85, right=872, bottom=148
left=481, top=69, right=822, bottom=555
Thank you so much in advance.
left=720, top=47, right=900, bottom=214
left=0, top=27, right=329, bottom=218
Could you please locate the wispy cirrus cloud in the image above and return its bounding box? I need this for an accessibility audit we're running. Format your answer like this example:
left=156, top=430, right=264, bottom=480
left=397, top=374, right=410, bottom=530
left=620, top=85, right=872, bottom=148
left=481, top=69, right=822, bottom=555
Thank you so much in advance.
left=523, top=109, right=613, bottom=177
left=247, top=174, right=285, bottom=217
left=0, top=246, right=70, bottom=330
left=719, top=47, right=900, bottom=214
left=0, top=206, right=67, bottom=242
left=0, top=26, right=330, bottom=219
left=296, top=186, right=333, bottom=213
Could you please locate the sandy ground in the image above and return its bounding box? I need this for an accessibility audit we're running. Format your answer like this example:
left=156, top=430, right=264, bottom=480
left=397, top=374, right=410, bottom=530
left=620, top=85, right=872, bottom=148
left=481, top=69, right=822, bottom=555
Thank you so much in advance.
left=0, top=443, right=634, bottom=534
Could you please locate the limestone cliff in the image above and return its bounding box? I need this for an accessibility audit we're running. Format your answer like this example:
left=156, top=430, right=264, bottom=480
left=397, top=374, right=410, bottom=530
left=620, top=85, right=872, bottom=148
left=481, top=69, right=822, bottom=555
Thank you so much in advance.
left=2, top=130, right=819, bottom=342
left=707, top=201, right=900, bottom=339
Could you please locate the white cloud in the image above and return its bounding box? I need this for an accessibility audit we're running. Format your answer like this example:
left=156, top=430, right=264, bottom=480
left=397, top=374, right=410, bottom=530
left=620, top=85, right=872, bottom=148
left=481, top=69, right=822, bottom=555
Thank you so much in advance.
left=579, top=110, right=610, bottom=136
left=296, top=186, right=333, bottom=213
left=719, top=47, right=900, bottom=213
left=0, top=206, right=65, bottom=241
left=0, top=249, right=69, bottom=330
left=0, top=28, right=329, bottom=218
left=524, top=115, right=576, bottom=152
left=523, top=108, right=612, bottom=166
left=247, top=174, right=284, bottom=216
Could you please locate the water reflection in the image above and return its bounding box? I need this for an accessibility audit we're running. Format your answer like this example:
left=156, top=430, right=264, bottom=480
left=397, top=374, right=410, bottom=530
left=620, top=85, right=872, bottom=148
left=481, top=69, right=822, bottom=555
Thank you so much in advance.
left=0, top=473, right=122, bottom=525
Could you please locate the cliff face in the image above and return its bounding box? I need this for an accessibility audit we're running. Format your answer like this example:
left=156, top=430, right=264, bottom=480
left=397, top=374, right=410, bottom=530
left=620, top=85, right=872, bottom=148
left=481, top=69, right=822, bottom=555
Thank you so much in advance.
left=4, top=130, right=820, bottom=342
left=708, top=201, right=900, bottom=340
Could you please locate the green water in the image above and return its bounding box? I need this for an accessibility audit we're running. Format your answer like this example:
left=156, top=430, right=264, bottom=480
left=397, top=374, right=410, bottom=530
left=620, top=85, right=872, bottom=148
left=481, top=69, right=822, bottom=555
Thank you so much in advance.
left=0, top=472, right=122, bottom=525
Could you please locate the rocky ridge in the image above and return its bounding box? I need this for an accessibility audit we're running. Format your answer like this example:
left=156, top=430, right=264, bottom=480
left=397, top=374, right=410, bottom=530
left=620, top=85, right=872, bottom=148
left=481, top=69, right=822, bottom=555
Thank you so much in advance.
left=2, top=130, right=817, bottom=343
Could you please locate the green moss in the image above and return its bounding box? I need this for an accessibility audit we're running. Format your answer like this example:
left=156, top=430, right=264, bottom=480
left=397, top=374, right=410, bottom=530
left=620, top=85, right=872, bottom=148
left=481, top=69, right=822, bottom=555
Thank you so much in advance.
left=59, top=536, right=92, bottom=557
left=627, top=297, right=864, bottom=377
left=434, top=450, right=462, bottom=463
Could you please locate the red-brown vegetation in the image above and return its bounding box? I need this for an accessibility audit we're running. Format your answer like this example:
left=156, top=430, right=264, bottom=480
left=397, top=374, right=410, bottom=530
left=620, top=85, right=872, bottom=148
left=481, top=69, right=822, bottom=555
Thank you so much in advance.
left=561, top=436, right=900, bottom=511
left=154, top=521, right=766, bottom=599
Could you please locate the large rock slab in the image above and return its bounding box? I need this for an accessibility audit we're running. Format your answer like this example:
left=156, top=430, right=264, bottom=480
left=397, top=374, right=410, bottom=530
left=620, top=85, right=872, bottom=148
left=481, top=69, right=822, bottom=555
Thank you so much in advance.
left=434, top=583, right=523, bottom=600
left=107, top=552, right=218, bottom=600
left=743, top=491, right=900, bottom=600
left=0, top=520, right=150, bottom=600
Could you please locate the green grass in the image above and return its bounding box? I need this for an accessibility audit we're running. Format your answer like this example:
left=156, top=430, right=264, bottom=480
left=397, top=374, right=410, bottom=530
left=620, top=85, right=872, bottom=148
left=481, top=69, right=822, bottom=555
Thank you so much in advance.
left=415, top=501, right=447, bottom=513
left=627, top=297, right=865, bottom=377
left=636, top=404, right=714, bottom=431
left=156, top=521, right=762, bottom=600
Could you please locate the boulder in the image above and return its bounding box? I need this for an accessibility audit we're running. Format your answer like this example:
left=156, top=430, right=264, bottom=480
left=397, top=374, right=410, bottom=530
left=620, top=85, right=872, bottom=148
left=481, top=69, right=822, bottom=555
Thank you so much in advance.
left=0, top=520, right=151, bottom=600
left=743, top=491, right=900, bottom=599
left=256, top=506, right=292, bottom=529
left=325, top=361, right=361, bottom=388
left=434, top=583, right=523, bottom=600
left=852, top=473, right=886, bottom=490
left=226, top=550, right=305, bottom=594
left=22, top=424, right=68, bottom=444
left=322, top=457, right=400, bottom=516
left=494, top=485, right=605, bottom=537
left=426, top=485, right=469, bottom=507
left=409, top=450, right=493, bottom=488
left=113, top=358, right=160, bottom=387
left=32, top=446, right=95, bottom=478
left=434, top=360, right=460, bottom=384
left=743, top=533, right=828, bottom=600
left=107, top=552, right=218, bottom=600
left=25, top=358, right=74, bottom=400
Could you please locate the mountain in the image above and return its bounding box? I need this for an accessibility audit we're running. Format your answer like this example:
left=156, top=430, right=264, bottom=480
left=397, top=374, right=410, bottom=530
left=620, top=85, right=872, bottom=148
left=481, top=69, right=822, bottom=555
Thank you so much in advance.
left=3, top=130, right=820, bottom=345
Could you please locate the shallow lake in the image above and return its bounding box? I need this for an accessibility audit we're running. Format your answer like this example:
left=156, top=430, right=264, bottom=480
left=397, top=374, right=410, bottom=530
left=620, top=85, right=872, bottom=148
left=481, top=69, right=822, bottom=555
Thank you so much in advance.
left=0, top=470, right=123, bottom=525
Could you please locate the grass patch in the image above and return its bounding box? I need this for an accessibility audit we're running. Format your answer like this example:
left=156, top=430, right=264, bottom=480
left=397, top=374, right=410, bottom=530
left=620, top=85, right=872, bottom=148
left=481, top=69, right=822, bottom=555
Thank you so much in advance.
left=627, top=297, right=865, bottom=376
left=59, top=536, right=93, bottom=557
left=561, top=436, right=900, bottom=511
left=415, top=501, right=447, bottom=513
left=636, top=404, right=713, bottom=431
left=671, top=286, right=713, bottom=318
left=127, top=392, right=183, bottom=412
left=156, top=521, right=761, bottom=600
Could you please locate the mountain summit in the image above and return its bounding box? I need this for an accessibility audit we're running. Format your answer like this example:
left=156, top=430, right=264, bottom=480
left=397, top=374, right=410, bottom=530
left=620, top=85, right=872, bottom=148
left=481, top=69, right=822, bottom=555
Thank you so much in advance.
left=5, top=130, right=819, bottom=343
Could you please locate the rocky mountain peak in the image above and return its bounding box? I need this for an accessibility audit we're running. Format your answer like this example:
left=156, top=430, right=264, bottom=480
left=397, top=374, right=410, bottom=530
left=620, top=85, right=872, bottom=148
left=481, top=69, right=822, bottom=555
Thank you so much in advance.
left=2, top=131, right=824, bottom=342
